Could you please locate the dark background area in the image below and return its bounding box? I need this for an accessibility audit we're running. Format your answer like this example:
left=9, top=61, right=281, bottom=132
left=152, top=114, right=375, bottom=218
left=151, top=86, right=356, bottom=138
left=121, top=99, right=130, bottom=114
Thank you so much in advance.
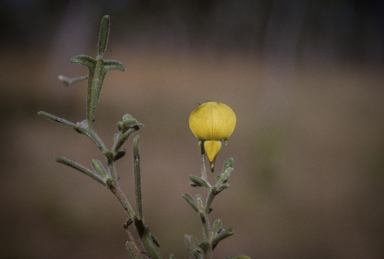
left=1, top=0, right=384, bottom=258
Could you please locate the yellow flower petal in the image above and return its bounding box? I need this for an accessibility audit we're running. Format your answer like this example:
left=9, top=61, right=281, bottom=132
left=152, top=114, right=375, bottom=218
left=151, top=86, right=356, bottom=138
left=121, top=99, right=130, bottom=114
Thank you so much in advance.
left=189, top=102, right=236, bottom=140
left=204, top=140, right=221, bottom=172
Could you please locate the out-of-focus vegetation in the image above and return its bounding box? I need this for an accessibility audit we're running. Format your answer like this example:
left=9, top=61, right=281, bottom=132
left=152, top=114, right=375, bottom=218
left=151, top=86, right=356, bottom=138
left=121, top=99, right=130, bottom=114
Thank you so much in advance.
left=1, top=1, right=384, bottom=258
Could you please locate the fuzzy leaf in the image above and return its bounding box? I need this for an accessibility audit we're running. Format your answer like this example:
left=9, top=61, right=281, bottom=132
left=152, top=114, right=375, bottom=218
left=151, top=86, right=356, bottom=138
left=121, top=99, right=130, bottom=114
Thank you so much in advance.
left=103, top=59, right=125, bottom=72
left=56, top=156, right=106, bottom=186
left=125, top=241, right=143, bottom=259
left=58, top=75, right=88, bottom=86
left=182, top=193, right=199, bottom=213
left=212, top=219, right=222, bottom=236
left=37, top=111, right=80, bottom=131
left=223, top=158, right=234, bottom=172
left=91, top=159, right=108, bottom=179
left=212, top=228, right=234, bottom=250
left=114, top=149, right=126, bottom=161
left=189, top=175, right=211, bottom=189
left=70, top=55, right=96, bottom=69
left=134, top=217, right=161, bottom=259
left=184, top=235, right=200, bottom=259
left=98, top=15, right=110, bottom=57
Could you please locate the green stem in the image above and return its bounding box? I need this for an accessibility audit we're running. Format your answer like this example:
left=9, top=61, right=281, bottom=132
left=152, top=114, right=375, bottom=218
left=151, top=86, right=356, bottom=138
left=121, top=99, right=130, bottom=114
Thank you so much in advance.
left=107, top=156, right=118, bottom=183
left=201, top=142, right=207, bottom=182
left=107, top=178, right=136, bottom=220
left=200, top=212, right=211, bottom=242
left=133, top=136, right=143, bottom=219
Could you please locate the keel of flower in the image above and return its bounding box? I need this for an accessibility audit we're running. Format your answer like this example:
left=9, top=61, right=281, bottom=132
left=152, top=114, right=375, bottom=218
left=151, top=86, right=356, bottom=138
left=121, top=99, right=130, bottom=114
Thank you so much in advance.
left=204, top=140, right=222, bottom=172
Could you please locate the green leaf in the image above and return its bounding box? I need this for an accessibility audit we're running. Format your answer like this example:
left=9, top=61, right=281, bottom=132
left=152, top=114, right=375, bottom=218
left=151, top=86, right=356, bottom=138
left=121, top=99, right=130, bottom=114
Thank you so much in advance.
left=125, top=241, right=143, bottom=259
left=121, top=118, right=139, bottom=132
left=189, top=175, right=211, bottom=189
left=98, top=15, right=110, bottom=57
left=223, top=158, right=234, bottom=172
left=212, top=219, right=222, bottom=236
left=150, top=232, right=161, bottom=248
left=123, top=114, right=133, bottom=120
left=91, top=159, right=108, bottom=179
left=70, top=55, right=96, bottom=69
left=169, top=254, right=175, bottom=259
left=181, top=193, right=199, bottom=213
left=117, top=121, right=123, bottom=131
left=220, top=167, right=234, bottom=184
left=103, top=59, right=125, bottom=72
left=190, top=182, right=199, bottom=188
left=184, top=235, right=200, bottom=259
left=134, top=217, right=161, bottom=259
left=113, top=124, right=143, bottom=153
left=114, top=149, right=126, bottom=161
left=37, top=111, right=80, bottom=131
left=58, top=75, right=88, bottom=86
left=193, top=249, right=203, bottom=259
left=55, top=156, right=106, bottom=186
left=195, top=195, right=204, bottom=212
left=211, top=228, right=234, bottom=250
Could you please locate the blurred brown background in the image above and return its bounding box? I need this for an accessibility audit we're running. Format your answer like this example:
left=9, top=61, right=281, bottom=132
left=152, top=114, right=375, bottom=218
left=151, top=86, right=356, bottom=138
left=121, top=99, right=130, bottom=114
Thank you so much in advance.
left=1, top=0, right=384, bottom=258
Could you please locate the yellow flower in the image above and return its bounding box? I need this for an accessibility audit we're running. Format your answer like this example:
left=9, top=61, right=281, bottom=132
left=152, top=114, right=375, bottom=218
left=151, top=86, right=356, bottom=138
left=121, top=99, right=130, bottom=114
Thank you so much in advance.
left=189, top=101, right=236, bottom=172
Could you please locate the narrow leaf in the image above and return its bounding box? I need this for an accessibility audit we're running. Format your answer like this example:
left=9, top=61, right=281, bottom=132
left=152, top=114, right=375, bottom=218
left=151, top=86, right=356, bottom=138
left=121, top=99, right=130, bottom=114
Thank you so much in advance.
left=103, top=59, right=125, bottom=72
left=150, top=232, right=161, bottom=248
left=125, top=241, right=143, bottom=259
left=212, top=219, right=222, bottom=236
left=121, top=118, right=139, bottom=132
left=193, top=249, right=203, bottom=259
left=70, top=55, right=96, bottom=69
left=55, top=156, right=106, bottom=186
left=220, top=167, right=234, bottom=184
left=211, top=228, right=234, bottom=250
left=195, top=195, right=204, bottom=212
left=223, top=158, right=234, bottom=172
left=134, top=217, right=161, bottom=259
left=98, top=15, right=110, bottom=57
left=91, top=159, right=108, bottom=179
left=38, top=111, right=79, bottom=131
left=181, top=193, right=199, bottom=213
left=184, top=235, right=199, bottom=259
left=189, top=175, right=211, bottom=189
left=114, top=149, right=126, bottom=161
left=58, top=75, right=88, bottom=86
left=113, top=124, right=143, bottom=153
